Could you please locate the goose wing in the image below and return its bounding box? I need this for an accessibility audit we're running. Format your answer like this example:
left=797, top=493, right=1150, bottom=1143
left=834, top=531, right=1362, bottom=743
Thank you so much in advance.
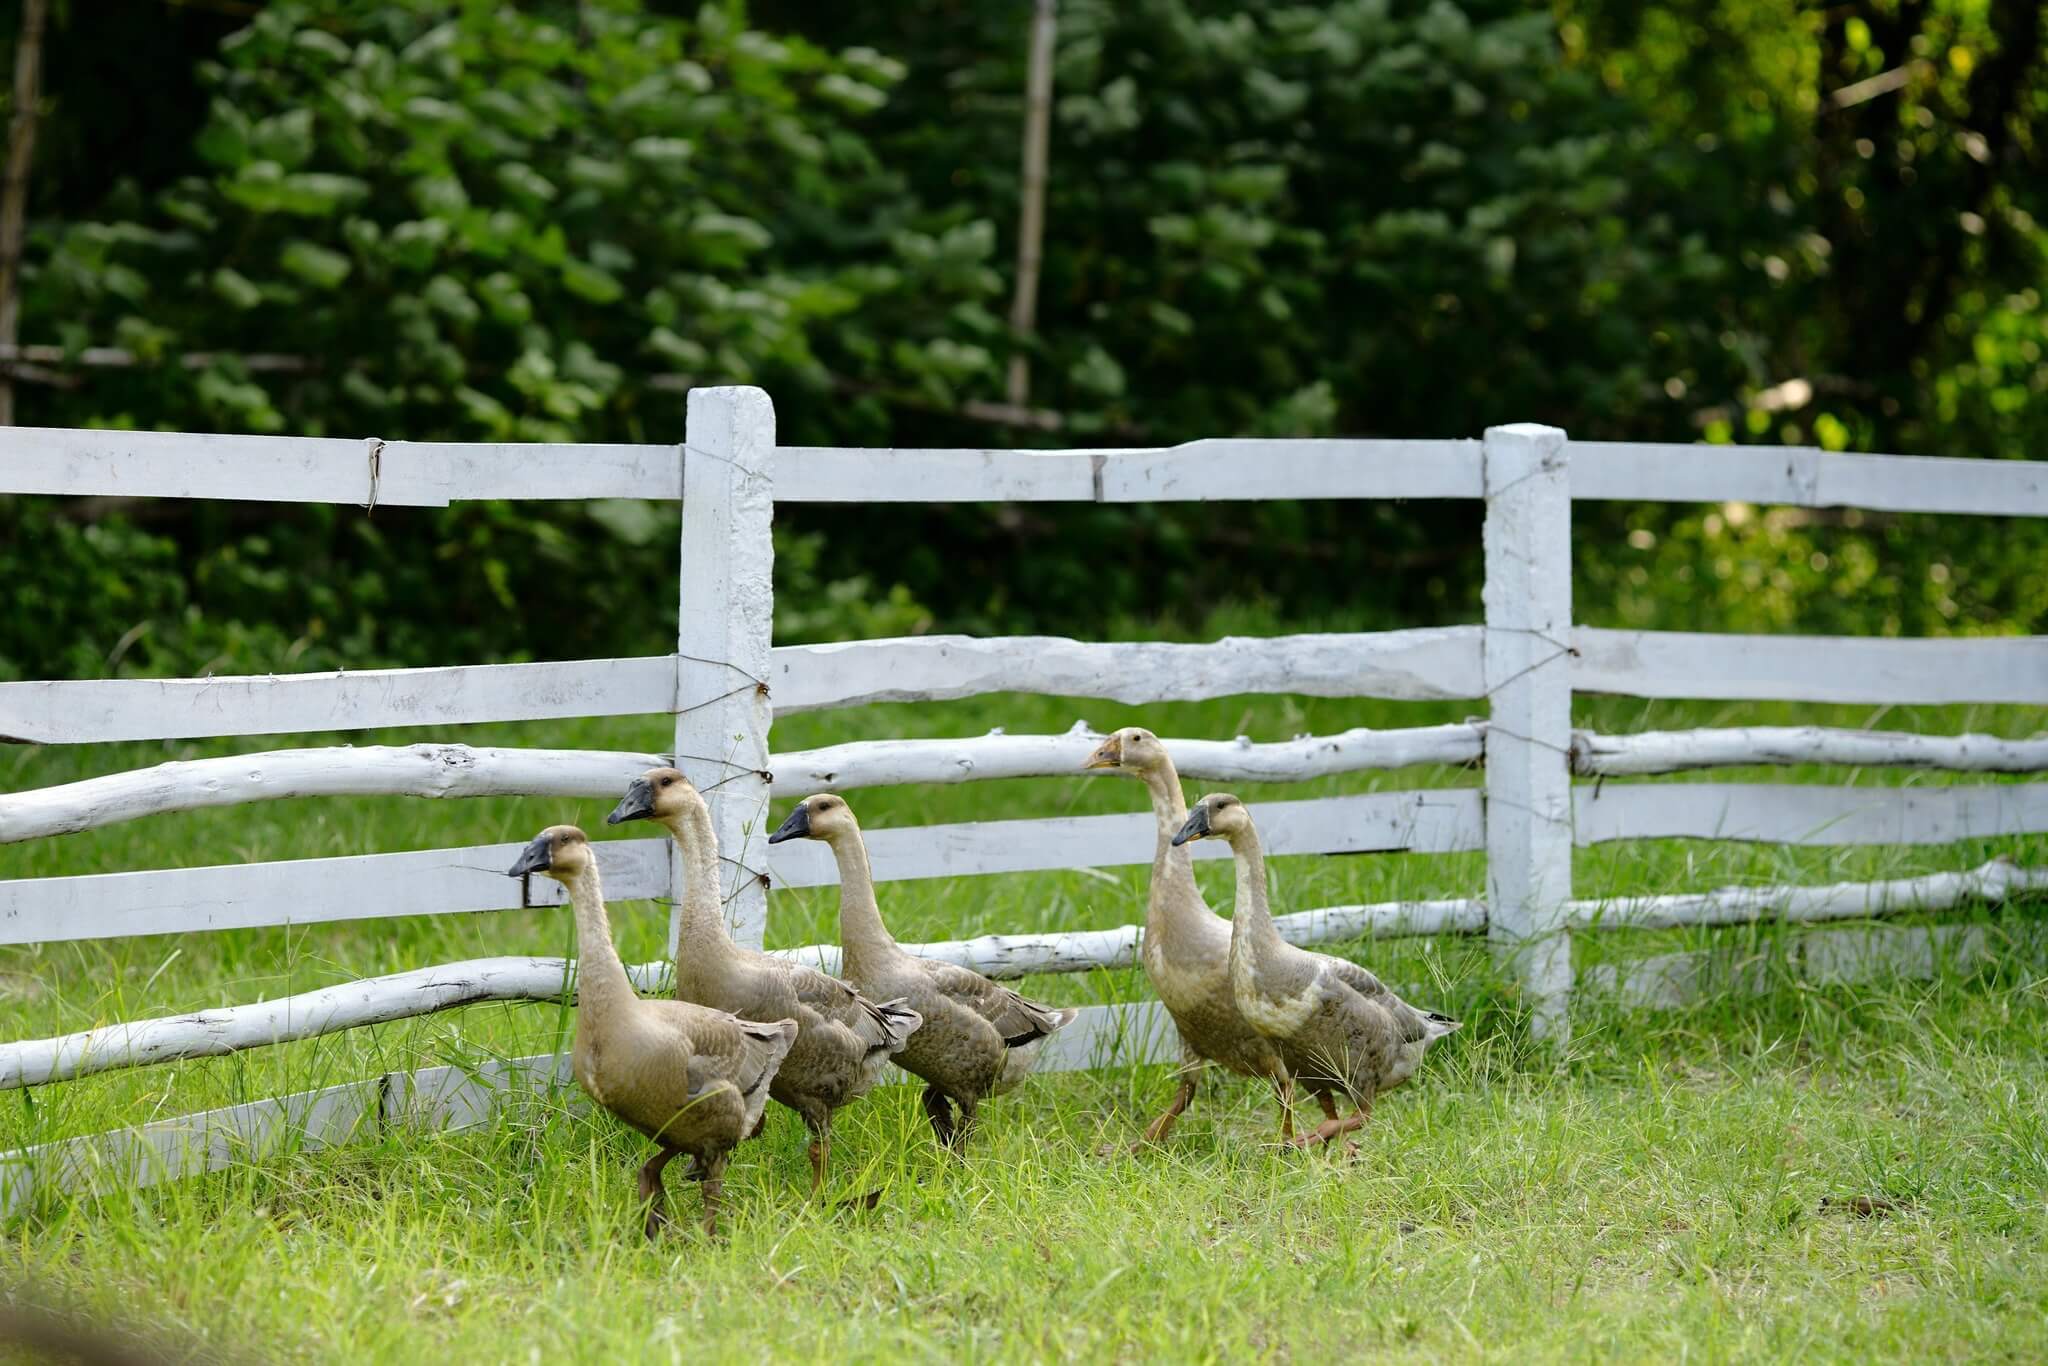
left=786, top=961, right=921, bottom=1053
left=662, top=1003, right=798, bottom=1096
left=1319, top=954, right=1394, bottom=1003
left=921, top=961, right=1078, bottom=1047
left=1318, top=955, right=1453, bottom=1043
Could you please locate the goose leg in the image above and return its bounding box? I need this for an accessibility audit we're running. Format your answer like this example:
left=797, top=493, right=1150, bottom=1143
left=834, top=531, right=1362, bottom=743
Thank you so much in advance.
left=1316, top=1091, right=1340, bottom=1124
left=695, top=1149, right=731, bottom=1238
left=801, top=1106, right=833, bottom=1197
left=951, top=1097, right=980, bottom=1153
left=1292, top=1092, right=1371, bottom=1149
left=804, top=1107, right=884, bottom=1211
left=807, top=1135, right=829, bottom=1195
left=921, top=1085, right=956, bottom=1148
left=638, top=1144, right=683, bottom=1238
left=1138, top=1069, right=1198, bottom=1146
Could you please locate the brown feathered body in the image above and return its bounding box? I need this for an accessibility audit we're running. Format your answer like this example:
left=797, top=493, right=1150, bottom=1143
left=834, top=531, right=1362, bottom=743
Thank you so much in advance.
left=770, top=793, right=1077, bottom=1148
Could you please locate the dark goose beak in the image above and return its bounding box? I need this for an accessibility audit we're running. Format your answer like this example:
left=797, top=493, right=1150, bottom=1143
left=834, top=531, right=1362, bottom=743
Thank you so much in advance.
left=607, top=778, right=656, bottom=825
left=506, top=832, right=553, bottom=877
left=767, top=803, right=812, bottom=844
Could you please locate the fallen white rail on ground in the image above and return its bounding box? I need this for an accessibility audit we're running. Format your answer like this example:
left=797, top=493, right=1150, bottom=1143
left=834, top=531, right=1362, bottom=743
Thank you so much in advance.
left=0, top=892, right=1492, bottom=1089
left=0, top=1003, right=1178, bottom=1218
left=12, top=861, right=2036, bottom=1090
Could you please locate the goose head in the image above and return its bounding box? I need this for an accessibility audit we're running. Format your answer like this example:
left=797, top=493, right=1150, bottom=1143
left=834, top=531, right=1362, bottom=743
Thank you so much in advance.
left=1082, top=726, right=1170, bottom=776
left=607, top=766, right=696, bottom=826
left=506, top=824, right=594, bottom=884
left=767, top=792, right=856, bottom=845
left=1171, top=793, right=1252, bottom=847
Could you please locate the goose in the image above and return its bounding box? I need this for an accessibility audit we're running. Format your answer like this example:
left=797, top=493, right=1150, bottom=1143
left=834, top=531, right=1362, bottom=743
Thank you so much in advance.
left=768, top=793, right=1079, bottom=1151
left=607, top=768, right=922, bottom=1196
left=1173, top=793, right=1461, bottom=1147
left=1083, top=727, right=1313, bottom=1145
left=504, top=824, right=798, bottom=1237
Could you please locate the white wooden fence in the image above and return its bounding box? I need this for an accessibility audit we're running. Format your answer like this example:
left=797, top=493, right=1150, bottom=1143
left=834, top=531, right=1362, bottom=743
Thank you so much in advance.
left=2, top=387, right=2045, bottom=1211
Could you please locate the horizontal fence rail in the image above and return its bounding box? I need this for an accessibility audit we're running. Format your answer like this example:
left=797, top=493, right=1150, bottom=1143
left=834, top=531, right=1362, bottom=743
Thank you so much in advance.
left=779, top=439, right=1487, bottom=502
left=771, top=629, right=1488, bottom=711
left=8, top=428, right=684, bottom=505
left=1572, top=727, right=2048, bottom=776
left=781, top=726, right=2039, bottom=784
left=0, top=726, right=1486, bottom=843
left=14, top=428, right=2048, bottom=516
left=1570, top=442, right=2048, bottom=518
left=0, top=955, right=632, bottom=1090
left=1574, top=782, right=2048, bottom=847
left=12, top=721, right=2048, bottom=848
left=756, top=791, right=1485, bottom=887
left=0, top=656, right=678, bottom=745
left=1091, top=439, right=1484, bottom=501
left=776, top=899, right=1491, bottom=980
left=6, top=775, right=2038, bottom=947
left=11, top=725, right=2048, bottom=846
left=0, top=839, right=674, bottom=945
left=1569, top=858, right=2048, bottom=932
left=1571, top=629, right=2048, bottom=704
left=0, top=744, right=666, bottom=842
left=7, top=627, right=2040, bottom=746
left=0, top=628, right=1485, bottom=744
left=0, top=791, right=1484, bottom=944
left=771, top=446, right=1095, bottom=502
left=771, top=723, right=1484, bottom=789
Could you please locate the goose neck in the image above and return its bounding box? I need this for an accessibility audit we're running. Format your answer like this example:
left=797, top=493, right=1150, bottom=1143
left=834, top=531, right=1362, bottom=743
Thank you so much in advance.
left=563, top=864, right=635, bottom=1022
left=1225, top=826, right=1283, bottom=962
left=661, top=804, right=739, bottom=959
left=826, top=821, right=896, bottom=973
left=1138, top=762, right=1202, bottom=919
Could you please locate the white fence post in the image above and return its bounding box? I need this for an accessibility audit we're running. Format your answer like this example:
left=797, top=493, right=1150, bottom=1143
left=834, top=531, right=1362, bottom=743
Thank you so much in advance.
left=675, top=386, right=776, bottom=952
left=1482, top=423, right=1574, bottom=1040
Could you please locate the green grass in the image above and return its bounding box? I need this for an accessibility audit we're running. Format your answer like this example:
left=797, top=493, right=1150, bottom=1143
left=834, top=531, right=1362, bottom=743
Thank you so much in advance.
left=1, top=689, right=2045, bottom=1361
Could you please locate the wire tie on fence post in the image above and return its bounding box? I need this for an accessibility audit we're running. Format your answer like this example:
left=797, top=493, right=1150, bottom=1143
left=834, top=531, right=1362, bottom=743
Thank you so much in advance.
left=364, top=437, right=385, bottom=515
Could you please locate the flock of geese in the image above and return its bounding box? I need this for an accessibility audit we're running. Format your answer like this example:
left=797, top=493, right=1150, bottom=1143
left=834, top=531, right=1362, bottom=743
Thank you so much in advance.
left=503, top=726, right=1461, bottom=1237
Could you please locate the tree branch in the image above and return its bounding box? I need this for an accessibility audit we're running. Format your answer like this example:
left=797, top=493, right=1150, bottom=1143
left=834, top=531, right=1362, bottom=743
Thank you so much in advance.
left=1004, top=0, right=1058, bottom=408
left=0, top=0, right=51, bottom=427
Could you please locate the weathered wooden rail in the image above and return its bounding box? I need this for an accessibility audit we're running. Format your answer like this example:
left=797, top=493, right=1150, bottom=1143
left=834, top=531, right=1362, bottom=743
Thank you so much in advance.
left=2, top=391, right=2044, bottom=1207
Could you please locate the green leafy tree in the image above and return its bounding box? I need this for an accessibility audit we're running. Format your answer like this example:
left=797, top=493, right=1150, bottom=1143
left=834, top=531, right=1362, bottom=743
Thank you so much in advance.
left=5, top=0, right=2042, bottom=682
left=27, top=0, right=1001, bottom=442
left=771, top=0, right=2045, bottom=639
left=5, top=0, right=979, bottom=677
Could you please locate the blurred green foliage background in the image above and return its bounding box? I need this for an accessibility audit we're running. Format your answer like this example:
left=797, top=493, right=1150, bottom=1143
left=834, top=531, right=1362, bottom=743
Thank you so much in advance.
left=2, top=0, right=2044, bottom=679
